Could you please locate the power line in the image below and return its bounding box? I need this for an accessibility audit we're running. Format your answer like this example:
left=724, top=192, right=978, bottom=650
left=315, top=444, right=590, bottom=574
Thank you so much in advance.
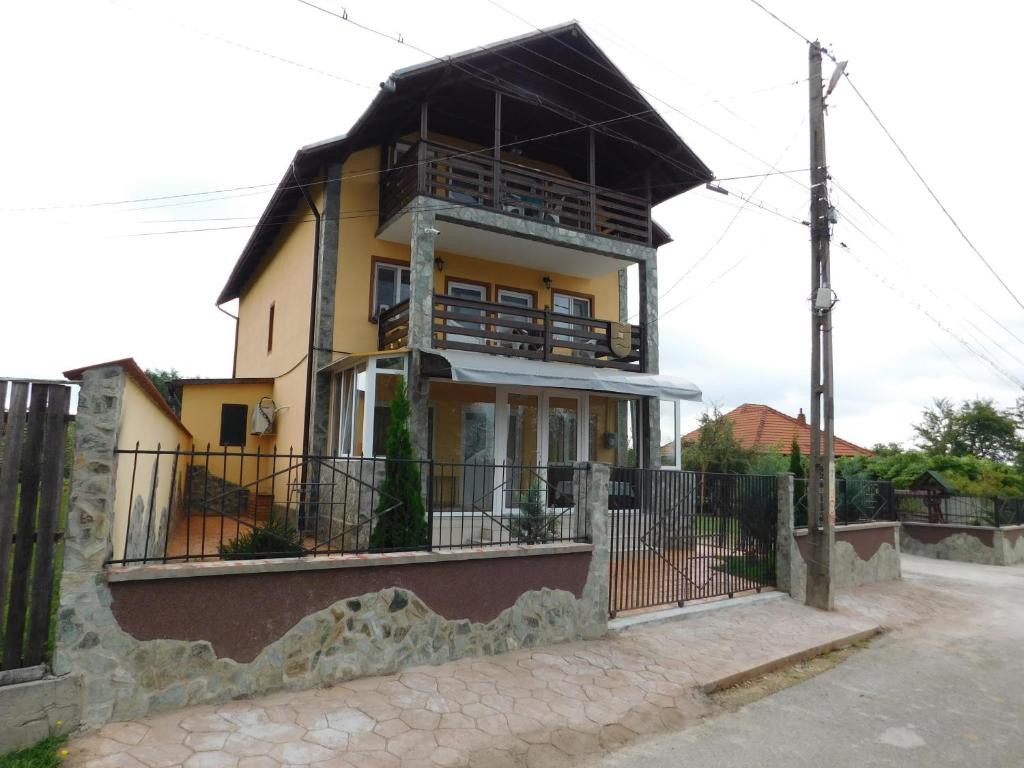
left=746, top=0, right=814, bottom=46
left=840, top=74, right=1024, bottom=313
left=840, top=242, right=1024, bottom=390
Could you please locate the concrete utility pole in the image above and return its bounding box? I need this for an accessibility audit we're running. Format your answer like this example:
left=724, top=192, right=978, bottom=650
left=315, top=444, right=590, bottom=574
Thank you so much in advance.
left=805, top=40, right=836, bottom=610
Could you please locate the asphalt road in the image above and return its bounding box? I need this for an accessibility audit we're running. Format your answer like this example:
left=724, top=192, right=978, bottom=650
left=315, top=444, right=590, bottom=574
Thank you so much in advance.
left=588, top=555, right=1024, bottom=768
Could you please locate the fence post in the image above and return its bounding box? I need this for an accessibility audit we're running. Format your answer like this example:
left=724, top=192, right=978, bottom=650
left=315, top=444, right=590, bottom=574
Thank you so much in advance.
left=776, top=473, right=798, bottom=598
left=54, top=365, right=129, bottom=725
left=578, top=462, right=609, bottom=638
left=426, top=459, right=435, bottom=552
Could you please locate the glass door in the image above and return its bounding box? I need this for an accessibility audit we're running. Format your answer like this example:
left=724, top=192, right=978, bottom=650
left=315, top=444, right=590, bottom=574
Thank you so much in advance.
left=544, top=394, right=581, bottom=507
left=447, top=282, right=487, bottom=345
left=505, top=393, right=540, bottom=509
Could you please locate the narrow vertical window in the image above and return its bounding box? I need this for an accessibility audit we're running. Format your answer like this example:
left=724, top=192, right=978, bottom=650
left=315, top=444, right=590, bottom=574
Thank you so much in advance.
left=267, top=303, right=275, bottom=354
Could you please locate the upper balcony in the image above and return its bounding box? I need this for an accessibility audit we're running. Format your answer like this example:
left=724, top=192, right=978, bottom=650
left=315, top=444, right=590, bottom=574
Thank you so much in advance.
left=379, top=140, right=654, bottom=247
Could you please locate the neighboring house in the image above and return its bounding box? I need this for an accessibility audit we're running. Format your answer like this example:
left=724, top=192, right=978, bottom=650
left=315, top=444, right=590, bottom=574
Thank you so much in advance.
left=169, top=22, right=712, bottom=517
left=682, top=403, right=874, bottom=458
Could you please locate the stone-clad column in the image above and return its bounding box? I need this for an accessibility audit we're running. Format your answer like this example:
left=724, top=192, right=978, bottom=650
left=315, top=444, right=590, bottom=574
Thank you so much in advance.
left=54, top=366, right=135, bottom=724
left=776, top=472, right=796, bottom=596
left=307, top=161, right=342, bottom=458
left=407, top=207, right=436, bottom=458
left=579, top=462, right=610, bottom=638
left=638, top=253, right=661, bottom=468
left=617, top=267, right=628, bottom=324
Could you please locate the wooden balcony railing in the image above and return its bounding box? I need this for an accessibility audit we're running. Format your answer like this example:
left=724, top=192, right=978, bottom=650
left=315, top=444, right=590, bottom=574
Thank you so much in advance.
left=379, top=140, right=653, bottom=246
left=377, top=295, right=645, bottom=372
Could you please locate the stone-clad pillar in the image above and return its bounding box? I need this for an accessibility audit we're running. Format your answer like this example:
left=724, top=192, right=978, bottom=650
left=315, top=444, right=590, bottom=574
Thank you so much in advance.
left=407, top=207, right=436, bottom=459
left=307, top=161, right=342, bottom=458
left=578, top=462, right=610, bottom=638
left=638, top=253, right=661, bottom=468
left=55, top=366, right=133, bottom=724
left=776, top=472, right=796, bottom=596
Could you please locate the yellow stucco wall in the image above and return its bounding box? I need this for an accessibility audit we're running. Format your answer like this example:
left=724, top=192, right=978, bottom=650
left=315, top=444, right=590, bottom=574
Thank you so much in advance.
left=112, top=374, right=191, bottom=561
left=178, top=381, right=276, bottom=494
left=234, top=189, right=321, bottom=456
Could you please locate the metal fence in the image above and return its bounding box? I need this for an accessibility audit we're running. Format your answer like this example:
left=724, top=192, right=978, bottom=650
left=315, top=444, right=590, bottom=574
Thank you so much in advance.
left=108, top=445, right=590, bottom=566
left=794, top=477, right=896, bottom=527
left=897, top=492, right=1024, bottom=527
left=608, top=469, right=778, bottom=616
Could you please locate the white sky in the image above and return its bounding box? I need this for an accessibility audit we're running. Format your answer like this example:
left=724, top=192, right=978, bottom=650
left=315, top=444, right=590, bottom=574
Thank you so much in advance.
left=2, top=0, right=1022, bottom=448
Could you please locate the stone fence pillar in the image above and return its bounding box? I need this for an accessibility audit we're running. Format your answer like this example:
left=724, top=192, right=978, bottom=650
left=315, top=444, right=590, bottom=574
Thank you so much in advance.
left=776, top=472, right=803, bottom=599
left=578, top=462, right=610, bottom=639
left=54, top=366, right=133, bottom=725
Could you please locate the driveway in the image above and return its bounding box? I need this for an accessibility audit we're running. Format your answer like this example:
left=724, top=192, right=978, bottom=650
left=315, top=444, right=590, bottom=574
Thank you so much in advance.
left=589, top=555, right=1024, bottom=767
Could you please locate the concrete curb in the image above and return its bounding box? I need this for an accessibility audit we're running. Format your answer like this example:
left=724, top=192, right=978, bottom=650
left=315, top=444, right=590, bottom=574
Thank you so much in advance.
left=700, top=625, right=882, bottom=694
left=609, top=591, right=786, bottom=633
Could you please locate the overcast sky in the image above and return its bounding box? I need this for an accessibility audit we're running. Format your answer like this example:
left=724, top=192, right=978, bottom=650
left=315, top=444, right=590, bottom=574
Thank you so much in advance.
left=3, top=0, right=1022, bottom=448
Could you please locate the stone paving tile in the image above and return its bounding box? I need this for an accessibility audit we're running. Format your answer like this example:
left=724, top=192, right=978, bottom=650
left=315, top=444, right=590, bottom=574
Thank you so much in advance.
left=67, top=594, right=879, bottom=768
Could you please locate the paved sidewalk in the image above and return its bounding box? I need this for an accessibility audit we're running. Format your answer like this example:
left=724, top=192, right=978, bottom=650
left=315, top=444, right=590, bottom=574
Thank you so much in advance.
left=67, top=593, right=878, bottom=768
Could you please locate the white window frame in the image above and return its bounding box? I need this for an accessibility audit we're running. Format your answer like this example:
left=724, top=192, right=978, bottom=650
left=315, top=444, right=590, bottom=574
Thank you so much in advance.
left=372, top=262, right=411, bottom=320
left=332, top=354, right=409, bottom=457
left=446, top=281, right=488, bottom=345
left=659, top=399, right=681, bottom=470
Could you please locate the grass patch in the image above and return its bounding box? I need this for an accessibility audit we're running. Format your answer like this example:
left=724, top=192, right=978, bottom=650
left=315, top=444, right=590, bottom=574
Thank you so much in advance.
left=0, top=735, right=67, bottom=768
left=715, top=552, right=776, bottom=585
left=711, top=638, right=874, bottom=710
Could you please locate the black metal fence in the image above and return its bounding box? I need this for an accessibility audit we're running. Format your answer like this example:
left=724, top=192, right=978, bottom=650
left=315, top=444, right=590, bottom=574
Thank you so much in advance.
left=794, top=478, right=896, bottom=527
left=897, top=491, right=1024, bottom=527
left=608, top=469, right=778, bottom=616
left=108, top=445, right=590, bottom=566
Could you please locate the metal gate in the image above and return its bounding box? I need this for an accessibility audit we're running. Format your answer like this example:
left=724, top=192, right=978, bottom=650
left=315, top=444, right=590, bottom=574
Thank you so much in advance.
left=0, top=380, right=71, bottom=672
left=608, top=469, right=777, bottom=617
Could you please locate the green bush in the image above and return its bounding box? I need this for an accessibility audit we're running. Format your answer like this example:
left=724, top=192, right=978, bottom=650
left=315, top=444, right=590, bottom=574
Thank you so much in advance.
left=509, top=483, right=559, bottom=544
left=0, top=735, right=67, bottom=768
left=369, top=377, right=428, bottom=551
left=219, top=514, right=304, bottom=559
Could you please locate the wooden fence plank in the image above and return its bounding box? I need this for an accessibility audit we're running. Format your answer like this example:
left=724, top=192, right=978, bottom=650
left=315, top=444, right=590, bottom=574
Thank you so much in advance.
left=2, top=384, right=47, bottom=669
left=25, top=385, right=70, bottom=666
left=0, top=382, right=29, bottom=666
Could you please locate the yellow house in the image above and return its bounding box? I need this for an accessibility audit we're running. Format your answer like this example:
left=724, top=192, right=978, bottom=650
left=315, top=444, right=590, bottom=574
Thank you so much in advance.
left=175, top=22, right=710, bottom=534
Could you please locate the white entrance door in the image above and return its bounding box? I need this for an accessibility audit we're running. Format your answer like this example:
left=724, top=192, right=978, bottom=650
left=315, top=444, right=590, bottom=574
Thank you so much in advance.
left=495, top=388, right=586, bottom=510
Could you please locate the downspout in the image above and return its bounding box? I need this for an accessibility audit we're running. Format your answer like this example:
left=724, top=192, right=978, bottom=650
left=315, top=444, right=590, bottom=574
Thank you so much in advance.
left=215, top=303, right=239, bottom=378
left=294, top=159, right=321, bottom=456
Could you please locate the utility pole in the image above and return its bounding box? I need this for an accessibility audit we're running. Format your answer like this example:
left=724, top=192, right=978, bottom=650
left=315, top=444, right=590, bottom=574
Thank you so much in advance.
left=806, top=40, right=836, bottom=610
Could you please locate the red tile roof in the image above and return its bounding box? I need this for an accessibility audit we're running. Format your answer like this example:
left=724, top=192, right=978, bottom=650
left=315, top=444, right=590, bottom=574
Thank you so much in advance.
left=683, top=403, right=873, bottom=458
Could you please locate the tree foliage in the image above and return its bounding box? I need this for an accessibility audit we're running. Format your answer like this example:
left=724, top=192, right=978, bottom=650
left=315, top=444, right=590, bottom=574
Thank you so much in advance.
left=913, top=397, right=1021, bottom=463
left=369, top=377, right=428, bottom=551
left=681, top=406, right=753, bottom=473
left=508, top=482, right=559, bottom=544
left=838, top=450, right=1024, bottom=497
left=787, top=437, right=805, bottom=478
left=144, top=368, right=181, bottom=413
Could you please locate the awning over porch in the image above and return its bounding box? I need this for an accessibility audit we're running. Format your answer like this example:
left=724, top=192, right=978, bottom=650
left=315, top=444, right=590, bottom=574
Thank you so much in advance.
left=423, top=349, right=702, bottom=401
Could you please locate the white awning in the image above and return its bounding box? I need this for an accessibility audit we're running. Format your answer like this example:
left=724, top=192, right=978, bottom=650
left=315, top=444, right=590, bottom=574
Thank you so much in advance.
left=427, top=349, right=701, bottom=401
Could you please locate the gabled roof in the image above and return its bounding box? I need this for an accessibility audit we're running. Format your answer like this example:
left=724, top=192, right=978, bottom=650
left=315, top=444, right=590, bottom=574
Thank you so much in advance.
left=683, top=403, right=874, bottom=458
left=216, top=21, right=713, bottom=305
left=63, top=357, right=192, bottom=437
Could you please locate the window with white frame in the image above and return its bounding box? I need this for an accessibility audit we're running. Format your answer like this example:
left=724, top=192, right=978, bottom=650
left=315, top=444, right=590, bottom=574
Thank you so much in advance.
left=659, top=399, right=681, bottom=468
left=333, top=355, right=409, bottom=456
left=372, top=261, right=411, bottom=320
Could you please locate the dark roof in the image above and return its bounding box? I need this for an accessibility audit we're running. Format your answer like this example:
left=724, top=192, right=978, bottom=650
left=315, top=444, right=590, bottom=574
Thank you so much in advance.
left=216, top=21, right=713, bottom=305
left=910, top=470, right=957, bottom=494
left=63, top=357, right=192, bottom=437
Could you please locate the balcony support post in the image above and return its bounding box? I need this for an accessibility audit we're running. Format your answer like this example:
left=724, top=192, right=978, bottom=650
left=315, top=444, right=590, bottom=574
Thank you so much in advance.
left=638, top=254, right=661, bottom=469
left=493, top=91, right=502, bottom=210
left=588, top=129, right=597, bottom=232
left=407, top=207, right=436, bottom=460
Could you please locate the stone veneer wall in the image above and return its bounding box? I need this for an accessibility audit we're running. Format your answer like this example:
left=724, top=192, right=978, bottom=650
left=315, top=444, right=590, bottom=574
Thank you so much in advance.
left=776, top=474, right=902, bottom=602
left=901, top=522, right=1024, bottom=566
left=55, top=365, right=611, bottom=729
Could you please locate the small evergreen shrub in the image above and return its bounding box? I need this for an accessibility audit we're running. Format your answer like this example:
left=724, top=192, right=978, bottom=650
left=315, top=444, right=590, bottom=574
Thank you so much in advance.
left=369, top=377, right=429, bottom=551
left=509, top=482, right=559, bottom=544
left=219, top=514, right=304, bottom=559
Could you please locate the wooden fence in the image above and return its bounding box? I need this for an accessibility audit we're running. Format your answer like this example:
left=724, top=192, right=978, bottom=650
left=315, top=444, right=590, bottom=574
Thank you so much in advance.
left=0, top=380, right=71, bottom=673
